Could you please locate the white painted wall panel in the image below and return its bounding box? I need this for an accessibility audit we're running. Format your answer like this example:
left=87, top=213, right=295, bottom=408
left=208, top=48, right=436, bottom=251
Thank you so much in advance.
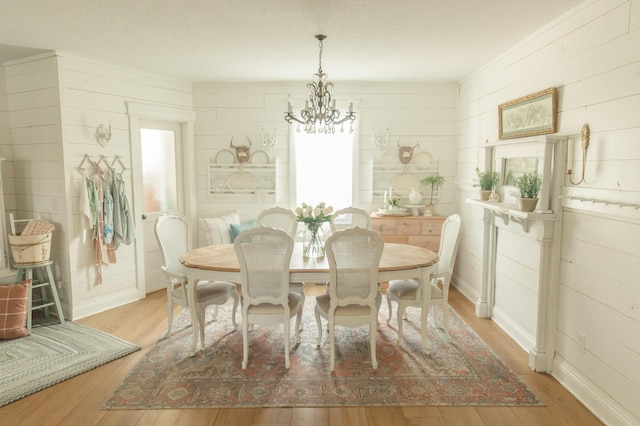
left=193, top=82, right=459, bottom=221
left=456, top=0, right=640, bottom=423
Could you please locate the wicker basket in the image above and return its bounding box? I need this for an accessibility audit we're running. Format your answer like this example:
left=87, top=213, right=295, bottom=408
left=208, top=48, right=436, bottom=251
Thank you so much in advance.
left=9, top=232, right=52, bottom=264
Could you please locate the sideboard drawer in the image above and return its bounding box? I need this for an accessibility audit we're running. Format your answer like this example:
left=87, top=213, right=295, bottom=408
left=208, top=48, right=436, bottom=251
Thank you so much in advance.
left=395, top=219, right=421, bottom=235
left=421, top=221, right=442, bottom=236
left=371, top=213, right=445, bottom=251
left=372, top=219, right=396, bottom=234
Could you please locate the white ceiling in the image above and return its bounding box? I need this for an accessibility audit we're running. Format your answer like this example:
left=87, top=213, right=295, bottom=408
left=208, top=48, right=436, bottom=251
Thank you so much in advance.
left=0, top=0, right=584, bottom=83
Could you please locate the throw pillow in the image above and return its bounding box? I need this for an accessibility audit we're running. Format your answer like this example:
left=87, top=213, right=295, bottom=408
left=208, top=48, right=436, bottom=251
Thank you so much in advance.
left=197, top=210, right=240, bottom=246
left=230, top=220, right=256, bottom=242
left=0, top=280, right=31, bottom=339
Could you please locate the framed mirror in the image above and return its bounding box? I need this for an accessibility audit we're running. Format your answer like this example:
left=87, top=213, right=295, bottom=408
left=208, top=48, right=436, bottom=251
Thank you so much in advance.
left=502, top=157, right=538, bottom=186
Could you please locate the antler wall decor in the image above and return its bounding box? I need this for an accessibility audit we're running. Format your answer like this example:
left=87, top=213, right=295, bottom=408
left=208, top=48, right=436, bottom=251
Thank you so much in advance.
left=397, top=140, right=420, bottom=165
left=230, top=136, right=252, bottom=163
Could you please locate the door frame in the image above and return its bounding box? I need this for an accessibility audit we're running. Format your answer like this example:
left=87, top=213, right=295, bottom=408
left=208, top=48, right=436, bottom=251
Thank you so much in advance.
left=127, top=102, right=197, bottom=299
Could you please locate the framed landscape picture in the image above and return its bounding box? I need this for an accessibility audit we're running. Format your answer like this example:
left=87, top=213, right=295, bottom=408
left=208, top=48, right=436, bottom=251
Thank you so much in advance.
left=498, top=87, right=557, bottom=140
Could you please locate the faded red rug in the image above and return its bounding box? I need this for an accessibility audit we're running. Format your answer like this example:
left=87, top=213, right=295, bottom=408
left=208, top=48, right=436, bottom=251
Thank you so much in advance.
left=103, top=297, right=543, bottom=408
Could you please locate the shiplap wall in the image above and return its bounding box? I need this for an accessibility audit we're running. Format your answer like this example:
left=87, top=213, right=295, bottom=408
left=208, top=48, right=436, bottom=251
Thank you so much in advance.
left=193, top=82, right=459, bottom=224
left=455, top=0, right=640, bottom=424
left=4, top=52, right=194, bottom=320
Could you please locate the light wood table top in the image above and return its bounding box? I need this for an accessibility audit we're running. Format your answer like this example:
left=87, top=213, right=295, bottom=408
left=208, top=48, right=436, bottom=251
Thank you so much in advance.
left=181, top=242, right=437, bottom=273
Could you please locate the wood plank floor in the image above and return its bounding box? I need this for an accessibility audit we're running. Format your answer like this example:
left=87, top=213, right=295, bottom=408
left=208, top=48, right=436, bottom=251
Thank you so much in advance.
left=0, top=285, right=603, bottom=426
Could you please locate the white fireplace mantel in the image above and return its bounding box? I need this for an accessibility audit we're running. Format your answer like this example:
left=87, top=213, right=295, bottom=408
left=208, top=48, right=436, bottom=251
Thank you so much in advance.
left=465, top=135, right=567, bottom=373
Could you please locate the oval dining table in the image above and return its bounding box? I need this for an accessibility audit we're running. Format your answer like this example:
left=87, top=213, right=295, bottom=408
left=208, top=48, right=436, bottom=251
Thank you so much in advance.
left=180, top=242, right=438, bottom=356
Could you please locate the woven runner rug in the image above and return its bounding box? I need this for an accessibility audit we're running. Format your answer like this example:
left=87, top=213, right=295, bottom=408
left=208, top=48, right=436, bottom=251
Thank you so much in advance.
left=104, top=297, right=542, bottom=409
left=0, top=322, right=140, bottom=407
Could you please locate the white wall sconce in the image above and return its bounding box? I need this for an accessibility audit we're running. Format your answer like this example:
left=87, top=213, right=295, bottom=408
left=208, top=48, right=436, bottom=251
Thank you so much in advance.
left=261, top=128, right=277, bottom=149
left=95, top=123, right=112, bottom=147
left=567, top=123, right=590, bottom=185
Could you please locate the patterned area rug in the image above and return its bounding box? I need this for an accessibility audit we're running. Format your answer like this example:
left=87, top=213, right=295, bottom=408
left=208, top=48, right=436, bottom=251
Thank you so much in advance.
left=104, top=297, right=543, bottom=409
left=0, top=322, right=140, bottom=407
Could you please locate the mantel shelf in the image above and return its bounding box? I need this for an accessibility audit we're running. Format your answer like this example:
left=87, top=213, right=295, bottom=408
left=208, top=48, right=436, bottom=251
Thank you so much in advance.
left=465, top=198, right=556, bottom=232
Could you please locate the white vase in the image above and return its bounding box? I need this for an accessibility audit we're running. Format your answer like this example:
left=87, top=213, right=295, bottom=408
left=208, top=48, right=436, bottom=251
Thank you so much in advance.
left=408, top=188, right=422, bottom=204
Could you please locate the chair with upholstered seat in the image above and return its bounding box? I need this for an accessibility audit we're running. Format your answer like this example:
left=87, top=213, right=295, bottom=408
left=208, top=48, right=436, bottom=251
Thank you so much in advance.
left=314, top=227, right=384, bottom=371
left=155, top=214, right=239, bottom=348
left=255, top=207, right=305, bottom=322
left=234, top=226, right=302, bottom=369
left=386, top=214, right=462, bottom=340
left=329, top=206, right=371, bottom=234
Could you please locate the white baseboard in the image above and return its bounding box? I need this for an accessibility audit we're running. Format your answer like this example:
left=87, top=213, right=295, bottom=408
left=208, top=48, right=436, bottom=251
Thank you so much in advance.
left=491, top=306, right=536, bottom=355
left=552, top=355, right=639, bottom=426
left=71, top=290, right=140, bottom=320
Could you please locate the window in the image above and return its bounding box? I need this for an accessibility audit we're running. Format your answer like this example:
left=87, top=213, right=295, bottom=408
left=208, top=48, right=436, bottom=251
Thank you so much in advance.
left=292, top=130, right=356, bottom=210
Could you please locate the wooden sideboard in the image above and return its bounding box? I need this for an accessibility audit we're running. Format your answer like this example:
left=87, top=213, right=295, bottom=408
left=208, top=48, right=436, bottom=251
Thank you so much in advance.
left=371, top=213, right=445, bottom=252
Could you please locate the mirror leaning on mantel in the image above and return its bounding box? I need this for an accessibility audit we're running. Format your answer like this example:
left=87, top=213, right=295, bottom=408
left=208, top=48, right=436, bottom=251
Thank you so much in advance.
left=0, top=159, right=13, bottom=280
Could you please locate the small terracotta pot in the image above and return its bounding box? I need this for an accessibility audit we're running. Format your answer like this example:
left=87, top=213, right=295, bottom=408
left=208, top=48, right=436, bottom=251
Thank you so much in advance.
left=479, top=190, right=491, bottom=201
left=517, top=197, right=539, bottom=212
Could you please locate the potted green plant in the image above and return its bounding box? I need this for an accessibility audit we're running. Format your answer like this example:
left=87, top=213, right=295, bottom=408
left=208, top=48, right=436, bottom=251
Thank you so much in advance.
left=515, top=172, right=542, bottom=212
left=475, top=168, right=499, bottom=201
left=420, top=174, right=445, bottom=214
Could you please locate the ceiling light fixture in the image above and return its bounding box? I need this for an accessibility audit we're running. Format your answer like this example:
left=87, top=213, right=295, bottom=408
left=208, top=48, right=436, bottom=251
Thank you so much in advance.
left=285, top=34, right=356, bottom=134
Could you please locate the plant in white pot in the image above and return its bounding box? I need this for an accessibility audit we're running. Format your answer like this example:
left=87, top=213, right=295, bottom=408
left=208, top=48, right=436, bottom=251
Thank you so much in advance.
left=475, top=168, right=499, bottom=201
left=515, top=172, right=542, bottom=212
left=420, top=174, right=445, bottom=214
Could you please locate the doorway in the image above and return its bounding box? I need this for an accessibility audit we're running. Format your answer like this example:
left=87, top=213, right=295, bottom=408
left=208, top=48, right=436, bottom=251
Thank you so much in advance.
left=127, top=103, right=197, bottom=298
left=139, top=121, right=184, bottom=294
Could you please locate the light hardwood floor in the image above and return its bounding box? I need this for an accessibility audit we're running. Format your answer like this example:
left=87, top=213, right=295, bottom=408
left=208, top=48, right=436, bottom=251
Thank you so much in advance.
left=0, top=285, right=603, bottom=426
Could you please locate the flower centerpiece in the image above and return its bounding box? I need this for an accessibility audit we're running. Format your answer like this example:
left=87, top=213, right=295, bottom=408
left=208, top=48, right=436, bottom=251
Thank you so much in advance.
left=295, top=202, right=333, bottom=257
left=388, top=196, right=401, bottom=209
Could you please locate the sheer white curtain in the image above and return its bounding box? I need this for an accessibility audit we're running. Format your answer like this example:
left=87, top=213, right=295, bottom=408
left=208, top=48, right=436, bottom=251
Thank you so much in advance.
left=292, top=131, right=354, bottom=211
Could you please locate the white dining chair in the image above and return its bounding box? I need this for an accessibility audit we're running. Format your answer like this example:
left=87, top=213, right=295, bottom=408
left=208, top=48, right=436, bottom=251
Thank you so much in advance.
left=314, top=227, right=384, bottom=371
left=386, top=214, right=462, bottom=341
left=234, top=226, right=302, bottom=369
left=155, top=214, right=239, bottom=347
left=256, top=207, right=305, bottom=325
left=329, top=206, right=371, bottom=234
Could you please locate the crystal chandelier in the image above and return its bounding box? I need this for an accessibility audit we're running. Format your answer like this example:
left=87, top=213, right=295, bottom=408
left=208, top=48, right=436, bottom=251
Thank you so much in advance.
left=284, top=34, right=356, bottom=134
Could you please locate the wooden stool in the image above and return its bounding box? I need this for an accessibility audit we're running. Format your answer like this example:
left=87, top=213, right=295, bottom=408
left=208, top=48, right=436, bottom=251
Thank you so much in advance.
left=14, top=260, right=65, bottom=331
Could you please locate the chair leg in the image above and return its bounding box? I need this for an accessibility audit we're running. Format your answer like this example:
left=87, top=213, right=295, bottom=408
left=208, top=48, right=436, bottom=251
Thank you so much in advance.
left=386, top=292, right=393, bottom=326
left=294, top=307, right=302, bottom=345
left=211, top=305, right=219, bottom=321
left=242, top=313, right=249, bottom=369
left=442, top=302, right=449, bottom=337
left=396, top=304, right=406, bottom=343
left=284, top=315, right=291, bottom=369
left=230, top=290, right=239, bottom=330
left=370, top=318, right=378, bottom=370
left=314, top=306, right=323, bottom=347
left=164, top=289, right=174, bottom=338
left=329, top=318, right=335, bottom=372
left=291, top=284, right=305, bottom=332
left=198, top=304, right=206, bottom=350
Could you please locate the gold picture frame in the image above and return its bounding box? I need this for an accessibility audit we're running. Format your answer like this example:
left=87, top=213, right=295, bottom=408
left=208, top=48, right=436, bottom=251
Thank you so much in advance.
left=498, top=87, right=557, bottom=140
